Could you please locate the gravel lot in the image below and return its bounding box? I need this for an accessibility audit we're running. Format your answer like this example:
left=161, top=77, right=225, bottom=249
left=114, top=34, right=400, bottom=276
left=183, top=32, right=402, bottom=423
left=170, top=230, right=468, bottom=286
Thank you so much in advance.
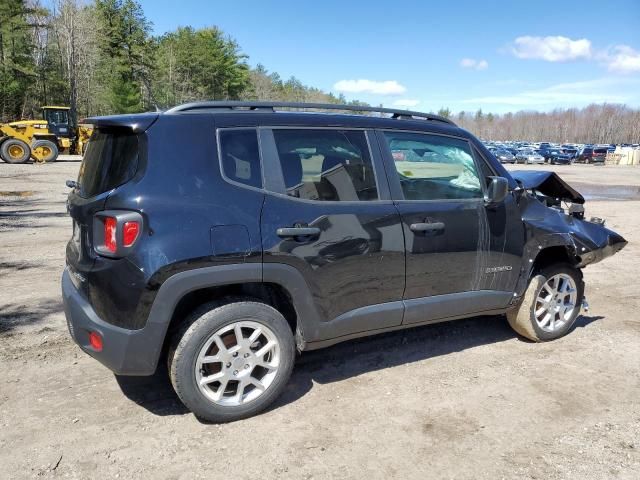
left=1, top=158, right=638, bottom=479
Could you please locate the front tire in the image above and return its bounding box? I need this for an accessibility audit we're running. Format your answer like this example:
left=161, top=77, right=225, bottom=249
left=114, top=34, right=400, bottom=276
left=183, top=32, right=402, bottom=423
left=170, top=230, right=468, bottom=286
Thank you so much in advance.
left=168, top=300, right=295, bottom=423
left=507, top=264, right=584, bottom=342
left=0, top=138, right=31, bottom=163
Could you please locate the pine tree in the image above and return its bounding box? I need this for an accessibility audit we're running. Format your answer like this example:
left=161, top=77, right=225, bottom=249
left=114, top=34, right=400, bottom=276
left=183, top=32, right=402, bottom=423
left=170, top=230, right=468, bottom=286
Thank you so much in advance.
left=0, top=0, right=37, bottom=120
left=94, top=0, right=152, bottom=113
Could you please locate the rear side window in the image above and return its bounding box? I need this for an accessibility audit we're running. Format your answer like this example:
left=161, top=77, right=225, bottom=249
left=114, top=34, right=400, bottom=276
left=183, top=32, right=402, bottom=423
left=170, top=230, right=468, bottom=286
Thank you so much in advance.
left=273, top=129, right=378, bottom=202
left=219, top=129, right=262, bottom=188
left=77, top=129, right=138, bottom=198
left=594, top=148, right=607, bottom=154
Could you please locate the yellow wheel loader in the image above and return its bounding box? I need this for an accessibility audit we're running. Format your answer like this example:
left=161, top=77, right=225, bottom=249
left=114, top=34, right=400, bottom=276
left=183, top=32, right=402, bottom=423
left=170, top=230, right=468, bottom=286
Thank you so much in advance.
left=0, top=106, right=93, bottom=164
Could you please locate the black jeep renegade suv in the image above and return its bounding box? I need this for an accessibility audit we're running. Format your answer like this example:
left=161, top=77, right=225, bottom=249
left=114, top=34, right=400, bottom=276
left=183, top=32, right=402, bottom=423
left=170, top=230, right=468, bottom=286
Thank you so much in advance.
left=63, top=102, right=626, bottom=422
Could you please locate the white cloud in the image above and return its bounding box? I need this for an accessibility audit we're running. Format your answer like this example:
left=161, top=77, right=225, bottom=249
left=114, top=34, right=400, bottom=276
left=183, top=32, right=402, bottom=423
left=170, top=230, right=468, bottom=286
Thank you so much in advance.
left=462, top=77, right=638, bottom=110
left=460, top=58, right=489, bottom=70
left=510, top=36, right=592, bottom=62
left=333, top=79, right=406, bottom=95
left=392, top=99, right=420, bottom=108
left=605, top=45, right=640, bottom=73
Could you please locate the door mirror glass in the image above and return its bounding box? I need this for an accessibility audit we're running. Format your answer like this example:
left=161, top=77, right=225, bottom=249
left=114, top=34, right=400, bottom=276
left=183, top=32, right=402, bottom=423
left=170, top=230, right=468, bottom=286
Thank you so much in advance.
left=485, top=176, right=509, bottom=205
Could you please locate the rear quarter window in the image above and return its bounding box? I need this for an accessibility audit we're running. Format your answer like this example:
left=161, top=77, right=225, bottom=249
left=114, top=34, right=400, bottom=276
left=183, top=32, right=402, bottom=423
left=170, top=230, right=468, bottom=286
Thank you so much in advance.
left=218, top=129, right=262, bottom=189
left=77, top=129, right=139, bottom=198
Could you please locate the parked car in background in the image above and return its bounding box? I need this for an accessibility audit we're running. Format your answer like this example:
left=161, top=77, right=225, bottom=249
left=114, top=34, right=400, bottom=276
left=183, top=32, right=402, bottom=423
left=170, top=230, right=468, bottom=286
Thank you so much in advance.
left=504, top=146, right=519, bottom=156
left=576, top=147, right=593, bottom=163
left=515, top=148, right=545, bottom=164
left=561, top=147, right=578, bottom=159
left=576, top=147, right=607, bottom=164
left=542, top=148, right=572, bottom=165
left=492, top=148, right=515, bottom=163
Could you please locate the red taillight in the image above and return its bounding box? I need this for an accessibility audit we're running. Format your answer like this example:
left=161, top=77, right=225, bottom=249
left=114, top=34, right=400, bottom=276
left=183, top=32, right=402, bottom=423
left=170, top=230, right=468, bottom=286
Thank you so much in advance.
left=123, top=221, right=140, bottom=247
left=104, top=217, right=117, bottom=253
left=89, top=331, right=103, bottom=351
left=95, top=212, right=142, bottom=257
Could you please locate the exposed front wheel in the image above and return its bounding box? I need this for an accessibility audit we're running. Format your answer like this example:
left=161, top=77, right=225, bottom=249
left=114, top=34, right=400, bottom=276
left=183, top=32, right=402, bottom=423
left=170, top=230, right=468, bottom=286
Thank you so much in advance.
left=31, top=139, right=59, bottom=162
left=507, top=264, right=584, bottom=342
left=0, top=138, right=31, bottom=163
left=168, top=301, right=295, bottom=422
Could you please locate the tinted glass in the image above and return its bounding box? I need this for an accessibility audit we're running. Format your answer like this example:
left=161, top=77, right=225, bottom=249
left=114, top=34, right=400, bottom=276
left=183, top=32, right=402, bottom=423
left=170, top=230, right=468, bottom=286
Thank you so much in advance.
left=44, top=109, right=69, bottom=125
left=77, top=129, right=138, bottom=198
left=219, top=129, right=262, bottom=188
left=273, top=129, right=378, bottom=201
left=384, top=132, right=482, bottom=200
left=594, top=148, right=607, bottom=154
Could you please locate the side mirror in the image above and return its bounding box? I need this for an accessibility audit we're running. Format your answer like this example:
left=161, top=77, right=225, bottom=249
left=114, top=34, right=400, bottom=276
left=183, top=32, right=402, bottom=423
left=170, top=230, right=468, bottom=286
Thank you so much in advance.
left=485, top=176, right=509, bottom=206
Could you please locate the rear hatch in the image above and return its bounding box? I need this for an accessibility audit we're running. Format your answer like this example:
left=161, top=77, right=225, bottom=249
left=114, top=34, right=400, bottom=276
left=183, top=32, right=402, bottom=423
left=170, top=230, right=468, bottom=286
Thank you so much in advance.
left=593, top=148, right=608, bottom=161
left=66, top=127, right=142, bottom=291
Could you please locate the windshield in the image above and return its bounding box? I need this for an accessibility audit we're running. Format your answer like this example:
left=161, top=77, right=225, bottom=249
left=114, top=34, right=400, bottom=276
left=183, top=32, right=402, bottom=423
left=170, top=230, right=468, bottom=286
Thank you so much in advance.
left=43, top=109, right=69, bottom=125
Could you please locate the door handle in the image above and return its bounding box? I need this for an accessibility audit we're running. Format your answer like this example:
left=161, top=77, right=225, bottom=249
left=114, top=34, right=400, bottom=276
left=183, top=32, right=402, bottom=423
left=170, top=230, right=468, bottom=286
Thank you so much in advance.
left=409, top=222, right=445, bottom=233
left=276, top=227, right=321, bottom=238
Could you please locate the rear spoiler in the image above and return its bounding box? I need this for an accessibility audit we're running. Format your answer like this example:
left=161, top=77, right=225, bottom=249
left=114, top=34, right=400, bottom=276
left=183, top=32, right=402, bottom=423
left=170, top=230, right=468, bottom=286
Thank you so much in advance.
left=82, top=113, right=159, bottom=133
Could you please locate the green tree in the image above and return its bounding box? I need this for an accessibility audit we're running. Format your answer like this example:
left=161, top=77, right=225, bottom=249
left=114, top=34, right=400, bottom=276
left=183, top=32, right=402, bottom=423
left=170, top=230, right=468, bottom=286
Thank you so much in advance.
left=0, top=0, right=37, bottom=121
left=95, top=0, right=153, bottom=113
left=153, top=26, right=249, bottom=107
left=437, top=107, right=451, bottom=118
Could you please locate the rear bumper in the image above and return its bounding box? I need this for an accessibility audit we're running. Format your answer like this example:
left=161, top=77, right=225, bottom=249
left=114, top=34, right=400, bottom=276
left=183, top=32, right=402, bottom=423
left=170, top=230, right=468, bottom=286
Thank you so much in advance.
left=62, top=268, right=164, bottom=375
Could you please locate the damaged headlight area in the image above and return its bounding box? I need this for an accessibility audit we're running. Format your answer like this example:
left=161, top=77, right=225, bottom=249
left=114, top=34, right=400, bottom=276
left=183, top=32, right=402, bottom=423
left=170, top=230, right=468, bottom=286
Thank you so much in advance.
left=513, top=170, right=627, bottom=268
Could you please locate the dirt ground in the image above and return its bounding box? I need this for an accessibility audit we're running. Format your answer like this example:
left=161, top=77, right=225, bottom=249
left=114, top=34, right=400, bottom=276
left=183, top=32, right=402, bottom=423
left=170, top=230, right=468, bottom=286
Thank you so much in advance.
left=1, top=158, right=638, bottom=479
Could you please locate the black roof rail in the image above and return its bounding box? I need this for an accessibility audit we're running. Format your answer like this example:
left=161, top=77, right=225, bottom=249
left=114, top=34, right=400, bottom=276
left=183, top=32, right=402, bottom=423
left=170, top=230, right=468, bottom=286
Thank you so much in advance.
left=164, top=101, right=456, bottom=126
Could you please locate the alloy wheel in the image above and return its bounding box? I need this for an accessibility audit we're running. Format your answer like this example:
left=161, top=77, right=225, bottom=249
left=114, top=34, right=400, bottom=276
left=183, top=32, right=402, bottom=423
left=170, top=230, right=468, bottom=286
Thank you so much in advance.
left=534, top=273, right=578, bottom=332
left=195, top=321, right=280, bottom=406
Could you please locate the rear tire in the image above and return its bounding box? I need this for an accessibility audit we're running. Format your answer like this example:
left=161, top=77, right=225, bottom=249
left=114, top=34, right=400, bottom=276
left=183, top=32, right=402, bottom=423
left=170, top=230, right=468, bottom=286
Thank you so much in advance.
left=0, top=138, right=31, bottom=164
left=168, top=300, right=295, bottom=423
left=507, top=264, right=584, bottom=342
left=31, top=139, right=58, bottom=162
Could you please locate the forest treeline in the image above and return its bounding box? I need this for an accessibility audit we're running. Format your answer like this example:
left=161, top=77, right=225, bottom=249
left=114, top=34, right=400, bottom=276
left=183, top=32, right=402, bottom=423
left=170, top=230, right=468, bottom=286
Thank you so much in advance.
left=447, top=104, right=640, bottom=144
left=0, top=0, right=360, bottom=123
left=1, top=0, right=638, bottom=144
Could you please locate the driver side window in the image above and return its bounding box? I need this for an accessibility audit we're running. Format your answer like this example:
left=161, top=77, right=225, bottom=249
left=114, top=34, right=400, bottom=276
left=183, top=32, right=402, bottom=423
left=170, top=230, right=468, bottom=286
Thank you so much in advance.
left=383, top=131, right=482, bottom=201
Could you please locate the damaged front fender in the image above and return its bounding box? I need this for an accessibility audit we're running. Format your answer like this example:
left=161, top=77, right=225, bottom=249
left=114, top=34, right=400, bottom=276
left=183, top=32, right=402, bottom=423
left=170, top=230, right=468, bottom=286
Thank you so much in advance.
left=511, top=171, right=627, bottom=298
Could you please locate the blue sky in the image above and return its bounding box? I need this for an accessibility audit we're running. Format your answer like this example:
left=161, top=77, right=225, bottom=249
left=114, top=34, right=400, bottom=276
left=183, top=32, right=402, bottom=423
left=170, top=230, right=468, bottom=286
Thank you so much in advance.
left=140, top=0, right=640, bottom=113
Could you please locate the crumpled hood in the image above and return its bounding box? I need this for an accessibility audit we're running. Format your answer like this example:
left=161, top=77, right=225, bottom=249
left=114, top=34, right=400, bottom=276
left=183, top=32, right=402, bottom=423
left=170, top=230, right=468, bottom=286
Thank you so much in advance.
left=512, top=170, right=585, bottom=204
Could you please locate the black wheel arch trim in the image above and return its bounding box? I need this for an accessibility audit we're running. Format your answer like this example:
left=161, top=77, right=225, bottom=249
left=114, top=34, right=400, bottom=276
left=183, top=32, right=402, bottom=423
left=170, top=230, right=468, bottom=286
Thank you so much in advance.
left=145, top=262, right=323, bottom=372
